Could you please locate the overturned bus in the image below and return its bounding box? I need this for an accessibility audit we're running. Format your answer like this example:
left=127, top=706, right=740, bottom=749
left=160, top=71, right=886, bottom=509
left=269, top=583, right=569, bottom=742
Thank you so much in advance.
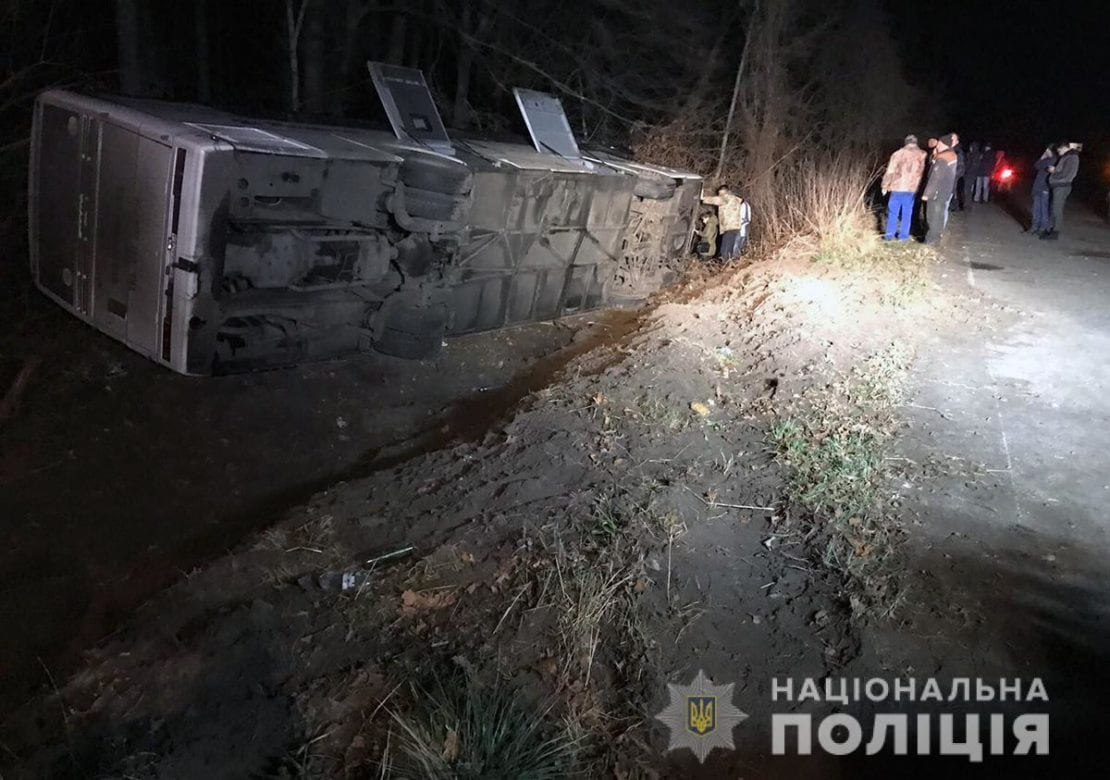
left=28, top=63, right=701, bottom=375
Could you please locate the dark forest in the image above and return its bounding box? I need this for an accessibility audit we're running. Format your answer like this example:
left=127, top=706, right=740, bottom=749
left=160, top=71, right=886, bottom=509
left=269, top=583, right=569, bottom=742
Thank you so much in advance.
left=0, top=0, right=943, bottom=236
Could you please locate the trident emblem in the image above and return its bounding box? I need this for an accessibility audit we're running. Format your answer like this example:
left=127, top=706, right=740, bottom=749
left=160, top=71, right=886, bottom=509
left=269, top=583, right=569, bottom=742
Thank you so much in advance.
left=687, top=696, right=716, bottom=735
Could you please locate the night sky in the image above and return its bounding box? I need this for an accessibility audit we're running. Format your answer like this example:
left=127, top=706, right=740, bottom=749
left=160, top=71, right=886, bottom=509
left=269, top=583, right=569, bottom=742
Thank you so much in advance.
left=884, top=0, right=1108, bottom=152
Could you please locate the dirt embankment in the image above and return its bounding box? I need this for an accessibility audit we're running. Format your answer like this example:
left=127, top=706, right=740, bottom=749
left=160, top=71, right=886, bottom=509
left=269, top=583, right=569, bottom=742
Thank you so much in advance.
left=4, top=241, right=953, bottom=777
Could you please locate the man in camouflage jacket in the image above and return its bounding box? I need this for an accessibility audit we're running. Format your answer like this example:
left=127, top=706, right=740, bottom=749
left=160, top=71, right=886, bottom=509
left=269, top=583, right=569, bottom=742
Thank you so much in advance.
left=701, top=185, right=752, bottom=259
left=881, top=134, right=927, bottom=241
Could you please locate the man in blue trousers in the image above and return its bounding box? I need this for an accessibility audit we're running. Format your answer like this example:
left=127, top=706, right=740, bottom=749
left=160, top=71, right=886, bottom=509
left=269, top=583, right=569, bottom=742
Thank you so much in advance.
left=881, top=135, right=927, bottom=240
left=1030, top=145, right=1056, bottom=236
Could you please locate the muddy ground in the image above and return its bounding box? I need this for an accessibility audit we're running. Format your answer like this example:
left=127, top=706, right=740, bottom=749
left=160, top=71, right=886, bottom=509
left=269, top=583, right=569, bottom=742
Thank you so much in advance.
left=0, top=233, right=638, bottom=712
left=4, top=200, right=1107, bottom=778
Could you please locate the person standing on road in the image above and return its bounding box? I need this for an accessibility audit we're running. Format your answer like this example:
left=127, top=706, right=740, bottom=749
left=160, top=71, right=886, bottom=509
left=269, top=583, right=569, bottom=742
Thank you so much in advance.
left=1042, top=142, right=1081, bottom=240
left=965, top=141, right=982, bottom=206
left=922, top=133, right=959, bottom=244
left=1030, top=145, right=1056, bottom=236
left=701, top=185, right=752, bottom=259
left=973, top=142, right=993, bottom=202
left=951, top=140, right=967, bottom=211
left=880, top=134, right=927, bottom=241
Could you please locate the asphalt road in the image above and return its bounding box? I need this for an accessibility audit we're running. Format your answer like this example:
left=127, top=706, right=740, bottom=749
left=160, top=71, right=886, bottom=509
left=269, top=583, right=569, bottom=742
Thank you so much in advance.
left=857, top=193, right=1110, bottom=776
left=921, top=192, right=1110, bottom=546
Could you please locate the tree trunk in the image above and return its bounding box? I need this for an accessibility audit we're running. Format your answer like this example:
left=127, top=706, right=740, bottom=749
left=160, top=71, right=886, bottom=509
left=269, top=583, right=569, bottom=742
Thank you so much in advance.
left=194, top=0, right=211, bottom=102
left=386, top=12, right=407, bottom=66
left=115, top=0, right=143, bottom=95
left=452, top=4, right=473, bottom=128
left=715, top=0, right=758, bottom=181
left=336, top=0, right=370, bottom=114
left=285, top=0, right=309, bottom=112
left=303, top=2, right=326, bottom=113
left=452, top=7, right=491, bottom=129
left=683, top=25, right=726, bottom=114
left=406, top=22, right=422, bottom=68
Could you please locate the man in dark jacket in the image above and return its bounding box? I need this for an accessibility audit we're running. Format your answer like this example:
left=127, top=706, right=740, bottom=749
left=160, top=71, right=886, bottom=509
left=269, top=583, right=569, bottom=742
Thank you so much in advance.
left=1030, top=145, right=1055, bottom=236
left=923, top=133, right=959, bottom=244
left=951, top=141, right=967, bottom=211
left=973, top=142, right=993, bottom=202
left=1042, top=142, right=1081, bottom=240
left=964, top=142, right=982, bottom=209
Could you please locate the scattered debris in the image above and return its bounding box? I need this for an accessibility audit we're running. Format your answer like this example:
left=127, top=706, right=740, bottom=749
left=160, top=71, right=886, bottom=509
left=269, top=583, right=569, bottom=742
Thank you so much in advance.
left=315, top=546, right=415, bottom=591
left=400, top=588, right=458, bottom=613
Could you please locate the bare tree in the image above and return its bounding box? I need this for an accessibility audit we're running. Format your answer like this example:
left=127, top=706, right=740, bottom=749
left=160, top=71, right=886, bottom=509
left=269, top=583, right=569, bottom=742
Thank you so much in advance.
left=812, top=0, right=915, bottom=148
left=115, top=0, right=142, bottom=95
left=386, top=10, right=407, bottom=65
left=284, top=0, right=310, bottom=112
left=302, top=1, right=326, bottom=113
left=334, top=0, right=375, bottom=113
left=194, top=0, right=211, bottom=102
left=731, top=0, right=826, bottom=216
left=451, top=3, right=492, bottom=128
left=715, top=0, right=758, bottom=181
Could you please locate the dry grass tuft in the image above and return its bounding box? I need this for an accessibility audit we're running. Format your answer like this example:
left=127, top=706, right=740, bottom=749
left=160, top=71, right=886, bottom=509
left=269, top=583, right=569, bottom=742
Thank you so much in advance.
left=390, top=667, right=580, bottom=779
left=768, top=155, right=881, bottom=252
left=554, top=556, right=634, bottom=685
left=771, top=346, right=912, bottom=618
